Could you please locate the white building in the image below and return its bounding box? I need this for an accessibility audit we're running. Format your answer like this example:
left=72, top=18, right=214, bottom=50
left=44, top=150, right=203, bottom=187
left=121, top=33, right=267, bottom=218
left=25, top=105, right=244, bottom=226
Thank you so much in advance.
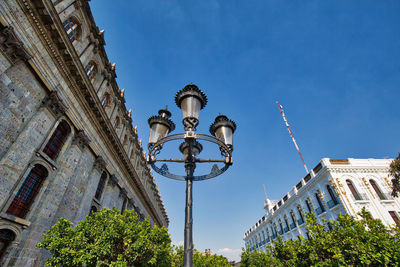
left=243, top=158, right=400, bottom=252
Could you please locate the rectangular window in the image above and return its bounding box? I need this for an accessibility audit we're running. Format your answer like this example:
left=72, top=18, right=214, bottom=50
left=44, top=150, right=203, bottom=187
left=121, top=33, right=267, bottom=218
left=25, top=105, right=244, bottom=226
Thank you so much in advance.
left=389, top=211, right=399, bottom=225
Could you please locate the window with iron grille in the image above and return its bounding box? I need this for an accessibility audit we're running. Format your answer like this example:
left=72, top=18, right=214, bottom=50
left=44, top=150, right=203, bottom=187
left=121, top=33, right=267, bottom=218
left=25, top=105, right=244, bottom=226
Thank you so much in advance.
left=346, top=179, right=362, bottom=200
left=85, top=61, right=97, bottom=80
left=43, top=121, right=71, bottom=160
left=0, top=229, right=16, bottom=260
left=6, top=164, right=48, bottom=218
left=63, top=17, right=80, bottom=43
left=95, top=171, right=107, bottom=200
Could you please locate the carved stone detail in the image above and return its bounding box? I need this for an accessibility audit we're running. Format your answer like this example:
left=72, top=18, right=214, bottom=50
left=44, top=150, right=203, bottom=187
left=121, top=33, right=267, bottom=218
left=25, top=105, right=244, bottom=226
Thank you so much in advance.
left=94, top=155, right=106, bottom=172
left=72, top=130, right=90, bottom=149
left=119, top=188, right=128, bottom=198
left=42, top=91, right=67, bottom=118
left=108, top=174, right=119, bottom=186
left=0, top=26, right=31, bottom=63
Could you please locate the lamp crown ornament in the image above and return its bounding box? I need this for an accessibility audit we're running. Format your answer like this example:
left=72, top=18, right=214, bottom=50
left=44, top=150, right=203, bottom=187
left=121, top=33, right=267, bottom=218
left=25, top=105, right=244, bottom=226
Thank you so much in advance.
left=174, top=83, right=208, bottom=109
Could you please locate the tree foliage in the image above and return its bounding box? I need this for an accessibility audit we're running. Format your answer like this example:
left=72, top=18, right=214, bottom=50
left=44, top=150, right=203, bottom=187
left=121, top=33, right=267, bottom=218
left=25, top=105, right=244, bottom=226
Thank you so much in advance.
left=36, top=208, right=172, bottom=267
left=171, top=246, right=231, bottom=267
left=389, top=152, right=400, bottom=197
left=240, top=209, right=400, bottom=267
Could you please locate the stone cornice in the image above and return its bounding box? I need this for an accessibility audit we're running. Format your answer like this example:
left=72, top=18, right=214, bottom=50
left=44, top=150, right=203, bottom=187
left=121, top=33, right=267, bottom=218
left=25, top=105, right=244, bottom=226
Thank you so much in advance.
left=16, top=0, right=168, bottom=226
left=326, top=166, right=389, bottom=174
left=93, top=155, right=106, bottom=172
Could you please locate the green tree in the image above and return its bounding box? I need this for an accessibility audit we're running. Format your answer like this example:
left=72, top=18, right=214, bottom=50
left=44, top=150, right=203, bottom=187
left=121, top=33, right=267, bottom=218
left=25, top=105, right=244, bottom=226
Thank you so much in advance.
left=36, top=208, right=172, bottom=267
left=240, top=209, right=400, bottom=266
left=171, top=246, right=231, bottom=267
left=389, top=152, right=400, bottom=197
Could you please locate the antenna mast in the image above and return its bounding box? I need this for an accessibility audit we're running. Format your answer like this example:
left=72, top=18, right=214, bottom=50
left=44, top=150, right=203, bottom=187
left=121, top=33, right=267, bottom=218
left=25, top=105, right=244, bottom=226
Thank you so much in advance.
left=263, top=184, right=268, bottom=199
left=276, top=102, right=309, bottom=173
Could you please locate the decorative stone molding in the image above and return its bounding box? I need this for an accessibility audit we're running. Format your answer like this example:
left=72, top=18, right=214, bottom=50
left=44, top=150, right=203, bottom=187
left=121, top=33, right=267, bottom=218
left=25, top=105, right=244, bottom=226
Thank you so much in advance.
left=384, top=177, right=393, bottom=190
left=108, top=174, right=119, bottom=186
left=0, top=26, right=31, bottom=63
left=119, top=188, right=128, bottom=198
left=361, top=177, right=375, bottom=199
left=71, top=130, right=90, bottom=149
left=327, top=166, right=389, bottom=174
left=42, top=91, right=67, bottom=118
left=93, top=155, right=106, bottom=172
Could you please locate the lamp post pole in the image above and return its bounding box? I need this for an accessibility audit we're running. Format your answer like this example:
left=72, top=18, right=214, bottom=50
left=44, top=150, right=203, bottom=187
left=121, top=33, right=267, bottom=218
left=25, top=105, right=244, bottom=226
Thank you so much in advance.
left=147, top=84, right=236, bottom=267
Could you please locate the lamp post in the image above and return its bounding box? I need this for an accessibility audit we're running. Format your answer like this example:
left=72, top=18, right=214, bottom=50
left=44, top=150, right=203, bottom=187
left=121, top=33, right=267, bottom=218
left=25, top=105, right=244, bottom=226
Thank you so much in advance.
left=147, top=84, right=236, bottom=267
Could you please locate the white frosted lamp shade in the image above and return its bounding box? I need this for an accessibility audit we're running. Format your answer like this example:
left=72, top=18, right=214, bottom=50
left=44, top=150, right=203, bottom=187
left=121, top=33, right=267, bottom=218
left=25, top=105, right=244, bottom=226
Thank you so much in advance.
left=215, top=126, right=233, bottom=146
left=149, top=123, right=169, bottom=144
left=209, top=115, right=237, bottom=150
left=181, top=96, right=201, bottom=120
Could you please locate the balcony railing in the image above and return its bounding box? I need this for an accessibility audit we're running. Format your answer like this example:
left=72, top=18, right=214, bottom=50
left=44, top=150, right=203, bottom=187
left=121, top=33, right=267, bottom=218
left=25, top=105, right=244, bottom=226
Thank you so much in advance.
left=290, top=223, right=296, bottom=230
left=350, top=193, right=368, bottom=201
left=316, top=207, right=325, bottom=215
left=297, top=218, right=305, bottom=225
left=327, top=199, right=339, bottom=208
left=377, top=192, right=393, bottom=200
left=284, top=227, right=289, bottom=233
left=278, top=230, right=283, bottom=235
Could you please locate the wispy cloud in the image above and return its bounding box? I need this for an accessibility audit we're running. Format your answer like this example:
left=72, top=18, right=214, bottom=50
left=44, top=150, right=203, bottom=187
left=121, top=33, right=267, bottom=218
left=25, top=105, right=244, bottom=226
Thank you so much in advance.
left=216, top=248, right=242, bottom=261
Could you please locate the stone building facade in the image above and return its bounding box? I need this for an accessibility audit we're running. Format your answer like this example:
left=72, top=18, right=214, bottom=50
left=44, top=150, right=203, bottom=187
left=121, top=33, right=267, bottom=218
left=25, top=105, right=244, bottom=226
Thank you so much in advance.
left=0, top=0, right=168, bottom=265
left=243, top=158, right=400, bottom=252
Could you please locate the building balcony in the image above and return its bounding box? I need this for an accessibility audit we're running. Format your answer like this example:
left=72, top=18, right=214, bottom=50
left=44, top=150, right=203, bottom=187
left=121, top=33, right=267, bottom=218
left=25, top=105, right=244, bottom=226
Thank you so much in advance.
left=283, top=227, right=289, bottom=233
left=327, top=199, right=339, bottom=208
left=297, top=218, right=305, bottom=225
left=290, top=223, right=296, bottom=230
left=350, top=193, right=368, bottom=201
left=377, top=192, right=393, bottom=201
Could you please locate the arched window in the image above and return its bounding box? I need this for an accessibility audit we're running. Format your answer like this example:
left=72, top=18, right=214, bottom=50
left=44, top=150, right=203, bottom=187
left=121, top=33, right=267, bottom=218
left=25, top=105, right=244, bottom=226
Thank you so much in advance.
left=305, top=199, right=312, bottom=212
left=346, top=179, right=361, bottom=200
left=100, top=93, right=110, bottom=107
left=327, top=185, right=339, bottom=206
left=90, top=206, right=98, bottom=215
left=389, top=211, right=399, bottom=225
left=43, top=120, right=71, bottom=160
left=94, top=172, right=107, bottom=200
left=6, top=164, right=48, bottom=218
left=123, top=135, right=128, bottom=146
left=315, top=193, right=326, bottom=214
left=370, top=179, right=386, bottom=200
left=0, top=229, right=16, bottom=260
left=62, top=17, right=81, bottom=43
left=290, top=211, right=296, bottom=224
left=115, top=116, right=120, bottom=129
left=279, top=220, right=284, bottom=234
left=297, top=206, right=305, bottom=224
left=283, top=216, right=290, bottom=231
left=85, top=61, right=97, bottom=80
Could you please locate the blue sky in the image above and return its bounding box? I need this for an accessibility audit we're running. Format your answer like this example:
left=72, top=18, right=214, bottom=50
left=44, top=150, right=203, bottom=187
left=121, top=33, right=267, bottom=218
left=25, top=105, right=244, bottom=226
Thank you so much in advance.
left=90, top=0, right=400, bottom=261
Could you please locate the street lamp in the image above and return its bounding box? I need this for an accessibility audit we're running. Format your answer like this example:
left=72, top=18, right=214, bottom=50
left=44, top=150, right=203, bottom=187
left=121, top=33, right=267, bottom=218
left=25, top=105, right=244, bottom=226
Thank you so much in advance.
left=147, top=84, right=236, bottom=267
